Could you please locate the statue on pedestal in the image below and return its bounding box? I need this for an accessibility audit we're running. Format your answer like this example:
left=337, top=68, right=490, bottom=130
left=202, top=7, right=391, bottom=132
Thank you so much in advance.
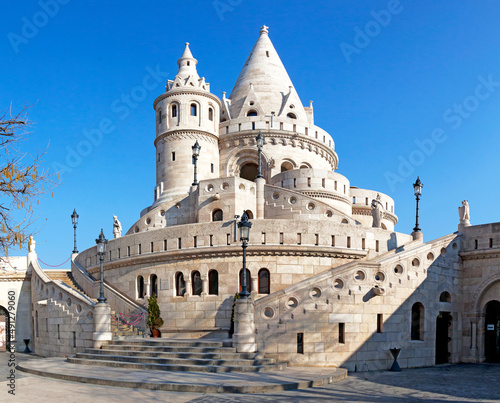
left=112, top=215, right=122, bottom=238
left=458, top=200, right=471, bottom=230
left=371, top=194, right=384, bottom=228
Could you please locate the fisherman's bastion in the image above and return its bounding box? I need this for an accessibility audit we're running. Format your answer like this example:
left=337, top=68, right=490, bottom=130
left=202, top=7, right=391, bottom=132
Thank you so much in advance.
left=1, top=26, right=499, bottom=380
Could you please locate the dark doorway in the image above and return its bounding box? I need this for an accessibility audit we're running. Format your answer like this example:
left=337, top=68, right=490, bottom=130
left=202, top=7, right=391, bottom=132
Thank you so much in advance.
left=0, top=306, right=10, bottom=352
left=435, top=312, right=452, bottom=364
left=485, top=300, right=500, bottom=362
left=240, top=163, right=258, bottom=181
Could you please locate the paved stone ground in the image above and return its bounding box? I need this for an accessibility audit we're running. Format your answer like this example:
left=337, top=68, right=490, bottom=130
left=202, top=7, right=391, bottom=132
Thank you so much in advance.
left=1, top=352, right=499, bottom=402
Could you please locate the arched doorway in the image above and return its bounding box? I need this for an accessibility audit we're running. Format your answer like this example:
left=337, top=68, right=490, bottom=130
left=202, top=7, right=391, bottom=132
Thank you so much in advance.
left=0, top=306, right=10, bottom=352
left=485, top=300, right=500, bottom=362
left=435, top=312, right=452, bottom=364
left=240, top=163, right=258, bottom=181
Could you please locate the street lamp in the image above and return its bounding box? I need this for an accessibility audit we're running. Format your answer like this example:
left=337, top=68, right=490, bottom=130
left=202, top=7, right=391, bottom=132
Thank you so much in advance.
left=192, top=140, right=201, bottom=186
left=71, top=209, right=79, bottom=254
left=237, top=211, right=252, bottom=299
left=95, top=229, right=108, bottom=304
left=256, top=131, right=264, bottom=179
left=413, top=177, right=423, bottom=233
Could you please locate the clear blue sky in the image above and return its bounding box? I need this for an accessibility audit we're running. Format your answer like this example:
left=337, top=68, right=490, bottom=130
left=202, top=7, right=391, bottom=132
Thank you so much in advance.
left=2, top=0, right=500, bottom=268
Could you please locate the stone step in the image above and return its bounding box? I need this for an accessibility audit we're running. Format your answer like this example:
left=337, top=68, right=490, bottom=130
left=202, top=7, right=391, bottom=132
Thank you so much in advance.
left=67, top=357, right=287, bottom=373
left=110, top=339, right=233, bottom=348
left=75, top=352, right=276, bottom=367
left=86, top=348, right=265, bottom=360
left=103, top=344, right=237, bottom=354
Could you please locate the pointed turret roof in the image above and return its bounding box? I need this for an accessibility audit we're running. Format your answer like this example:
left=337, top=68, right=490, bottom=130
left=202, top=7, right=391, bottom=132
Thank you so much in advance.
left=228, top=26, right=307, bottom=121
left=166, top=42, right=209, bottom=92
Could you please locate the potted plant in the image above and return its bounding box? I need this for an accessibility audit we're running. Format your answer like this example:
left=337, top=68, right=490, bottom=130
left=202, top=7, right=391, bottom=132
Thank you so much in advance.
left=147, top=293, right=164, bottom=338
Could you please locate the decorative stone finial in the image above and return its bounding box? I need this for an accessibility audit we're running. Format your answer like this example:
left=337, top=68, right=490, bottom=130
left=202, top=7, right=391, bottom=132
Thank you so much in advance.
left=260, top=25, right=269, bottom=34
left=185, top=42, right=189, bottom=46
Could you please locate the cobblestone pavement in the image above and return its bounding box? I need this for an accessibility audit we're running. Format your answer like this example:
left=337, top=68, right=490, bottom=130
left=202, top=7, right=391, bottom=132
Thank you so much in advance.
left=1, top=352, right=499, bottom=402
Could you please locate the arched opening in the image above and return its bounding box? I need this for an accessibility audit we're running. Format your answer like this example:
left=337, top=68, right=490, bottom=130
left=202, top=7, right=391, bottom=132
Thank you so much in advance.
left=485, top=300, right=500, bottom=362
left=190, top=103, right=197, bottom=116
left=258, top=268, right=270, bottom=294
left=0, top=306, right=10, bottom=351
left=150, top=274, right=158, bottom=297
left=192, top=271, right=202, bottom=296
left=245, top=210, right=253, bottom=219
left=440, top=291, right=451, bottom=303
left=171, top=104, right=178, bottom=118
left=247, top=110, right=258, bottom=117
left=281, top=161, right=294, bottom=172
left=341, top=219, right=349, bottom=224
left=239, top=269, right=252, bottom=293
left=175, top=272, right=186, bottom=297
left=240, top=163, right=258, bottom=181
left=411, top=302, right=425, bottom=341
left=208, top=270, right=218, bottom=295
left=137, top=276, right=145, bottom=299
left=208, top=108, right=214, bottom=121
left=212, top=209, right=223, bottom=222
left=287, top=113, right=297, bottom=119
left=299, top=164, right=311, bottom=169
left=435, top=312, right=452, bottom=364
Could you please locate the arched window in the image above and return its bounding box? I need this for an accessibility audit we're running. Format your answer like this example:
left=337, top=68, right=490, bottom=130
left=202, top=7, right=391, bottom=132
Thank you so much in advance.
left=137, top=276, right=145, bottom=299
left=411, top=302, right=425, bottom=341
left=258, top=268, right=270, bottom=294
left=150, top=274, right=158, bottom=297
left=208, top=270, right=218, bottom=295
left=247, top=110, right=258, bottom=117
left=287, top=113, right=297, bottom=119
left=191, top=103, right=197, bottom=116
left=208, top=108, right=214, bottom=121
left=192, top=271, right=202, bottom=296
left=280, top=161, right=294, bottom=172
left=240, top=163, right=258, bottom=181
left=300, top=164, right=311, bottom=169
left=175, top=272, right=186, bottom=297
left=0, top=306, right=11, bottom=350
left=239, top=269, right=252, bottom=293
left=172, top=104, right=177, bottom=118
left=245, top=210, right=254, bottom=219
left=439, top=291, right=451, bottom=303
left=212, top=209, right=223, bottom=222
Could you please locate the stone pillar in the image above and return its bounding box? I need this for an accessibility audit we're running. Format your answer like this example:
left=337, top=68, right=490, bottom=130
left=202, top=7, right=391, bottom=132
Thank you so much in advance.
left=255, top=177, right=266, bottom=219
left=144, top=280, right=151, bottom=298
left=93, top=303, right=112, bottom=349
left=185, top=278, right=192, bottom=297
left=201, top=276, right=208, bottom=296
left=251, top=277, right=258, bottom=295
left=233, top=298, right=256, bottom=352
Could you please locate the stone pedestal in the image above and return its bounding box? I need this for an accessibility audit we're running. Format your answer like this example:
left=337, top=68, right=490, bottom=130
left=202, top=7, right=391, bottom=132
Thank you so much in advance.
left=411, top=231, right=423, bottom=241
left=233, top=298, right=256, bottom=353
left=93, top=303, right=112, bottom=349
left=458, top=220, right=471, bottom=233
left=255, top=177, right=265, bottom=219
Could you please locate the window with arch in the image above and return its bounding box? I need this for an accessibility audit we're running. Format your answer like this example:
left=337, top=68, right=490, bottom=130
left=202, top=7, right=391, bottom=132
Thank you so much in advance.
left=0, top=305, right=11, bottom=347
left=171, top=104, right=178, bottom=118
left=137, top=276, right=145, bottom=299
left=208, top=107, right=214, bottom=121
left=208, top=270, right=218, bottom=295
left=439, top=291, right=451, bottom=303
left=245, top=210, right=254, bottom=219
left=192, top=271, right=202, bottom=296
left=258, top=268, right=270, bottom=294
left=175, top=272, right=186, bottom=297
left=150, top=274, right=158, bottom=297
left=411, top=302, right=425, bottom=341
left=190, top=103, right=197, bottom=116
left=281, top=161, right=294, bottom=172
left=287, top=113, right=297, bottom=119
left=212, top=209, right=223, bottom=222
left=239, top=268, right=252, bottom=293
left=247, top=110, right=258, bottom=117
left=300, top=164, right=311, bottom=169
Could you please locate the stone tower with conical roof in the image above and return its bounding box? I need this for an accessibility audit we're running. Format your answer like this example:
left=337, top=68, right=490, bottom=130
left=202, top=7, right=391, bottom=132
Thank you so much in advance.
left=152, top=43, right=221, bottom=206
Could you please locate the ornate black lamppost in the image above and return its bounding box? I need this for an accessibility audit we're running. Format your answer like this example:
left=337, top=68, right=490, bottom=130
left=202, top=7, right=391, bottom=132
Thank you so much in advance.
left=256, top=131, right=264, bottom=179
left=192, top=140, right=201, bottom=186
left=237, top=211, right=252, bottom=299
left=95, top=229, right=108, bottom=303
left=413, top=177, right=423, bottom=233
left=71, top=209, right=79, bottom=254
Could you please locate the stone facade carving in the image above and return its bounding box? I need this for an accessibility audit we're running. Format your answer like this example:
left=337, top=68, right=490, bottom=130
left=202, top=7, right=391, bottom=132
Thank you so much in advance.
left=371, top=194, right=384, bottom=228
left=113, top=215, right=122, bottom=238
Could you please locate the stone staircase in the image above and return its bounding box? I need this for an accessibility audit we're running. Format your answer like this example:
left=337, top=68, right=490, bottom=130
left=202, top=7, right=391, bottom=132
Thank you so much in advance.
left=45, top=270, right=89, bottom=295
left=68, top=339, right=287, bottom=373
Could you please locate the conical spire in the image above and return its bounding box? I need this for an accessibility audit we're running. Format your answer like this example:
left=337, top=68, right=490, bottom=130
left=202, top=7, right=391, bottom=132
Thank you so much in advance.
left=176, top=42, right=200, bottom=81
left=228, top=26, right=307, bottom=121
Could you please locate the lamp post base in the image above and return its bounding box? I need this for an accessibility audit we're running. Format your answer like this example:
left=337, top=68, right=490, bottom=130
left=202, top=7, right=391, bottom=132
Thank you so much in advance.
left=411, top=231, right=423, bottom=241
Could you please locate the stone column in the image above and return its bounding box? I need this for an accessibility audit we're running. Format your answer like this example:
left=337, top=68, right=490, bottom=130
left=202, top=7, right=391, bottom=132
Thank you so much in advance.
left=93, top=303, right=112, bottom=349
left=255, top=177, right=266, bottom=219
left=251, top=277, right=258, bottom=295
left=201, top=276, right=208, bottom=296
left=185, top=277, right=192, bottom=297
left=233, top=298, right=256, bottom=352
left=144, top=280, right=151, bottom=298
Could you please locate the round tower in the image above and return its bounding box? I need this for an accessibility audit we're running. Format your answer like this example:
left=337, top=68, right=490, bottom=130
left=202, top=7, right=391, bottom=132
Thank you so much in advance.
left=152, top=43, right=221, bottom=206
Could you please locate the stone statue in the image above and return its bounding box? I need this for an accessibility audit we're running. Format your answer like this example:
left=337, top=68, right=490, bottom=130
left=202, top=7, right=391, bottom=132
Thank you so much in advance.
left=113, top=215, right=122, bottom=238
left=458, top=200, right=471, bottom=231
left=28, top=235, right=36, bottom=252
left=371, top=194, right=384, bottom=228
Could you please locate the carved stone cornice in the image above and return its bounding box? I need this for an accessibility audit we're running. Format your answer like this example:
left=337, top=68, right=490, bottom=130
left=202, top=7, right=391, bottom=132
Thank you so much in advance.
left=460, top=247, right=500, bottom=260
left=153, top=89, right=222, bottom=109
left=155, top=130, right=219, bottom=147
left=300, top=191, right=351, bottom=206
